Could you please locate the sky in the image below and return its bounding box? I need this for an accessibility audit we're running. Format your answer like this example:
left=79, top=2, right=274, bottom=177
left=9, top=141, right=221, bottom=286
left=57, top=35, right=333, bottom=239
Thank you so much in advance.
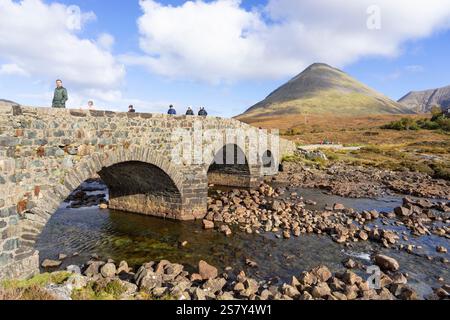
left=1, top=0, right=450, bottom=117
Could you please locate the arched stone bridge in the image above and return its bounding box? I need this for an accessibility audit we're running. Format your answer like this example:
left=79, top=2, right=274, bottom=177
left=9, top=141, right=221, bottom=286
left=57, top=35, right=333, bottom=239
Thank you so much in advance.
left=0, top=105, right=295, bottom=279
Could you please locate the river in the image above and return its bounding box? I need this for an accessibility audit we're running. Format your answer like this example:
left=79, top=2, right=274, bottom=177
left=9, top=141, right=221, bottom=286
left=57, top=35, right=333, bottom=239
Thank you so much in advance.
left=36, top=182, right=449, bottom=299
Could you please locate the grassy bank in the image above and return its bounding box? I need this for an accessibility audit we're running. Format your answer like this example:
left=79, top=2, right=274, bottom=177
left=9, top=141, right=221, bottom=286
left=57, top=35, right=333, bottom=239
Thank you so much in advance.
left=0, top=272, right=178, bottom=301
left=0, top=272, right=71, bottom=300
left=258, top=114, right=450, bottom=180
left=284, top=140, right=450, bottom=180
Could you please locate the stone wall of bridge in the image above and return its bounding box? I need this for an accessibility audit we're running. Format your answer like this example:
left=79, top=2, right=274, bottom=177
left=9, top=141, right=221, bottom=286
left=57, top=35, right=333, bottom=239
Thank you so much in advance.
left=0, top=105, right=295, bottom=280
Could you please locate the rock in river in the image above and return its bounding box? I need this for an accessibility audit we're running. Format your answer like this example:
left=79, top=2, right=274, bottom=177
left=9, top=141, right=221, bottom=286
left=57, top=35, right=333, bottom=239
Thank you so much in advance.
left=374, top=254, right=400, bottom=272
left=202, top=220, right=214, bottom=230
left=436, top=246, right=447, bottom=254
left=41, top=259, right=62, bottom=268
left=333, top=203, right=345, bottom=211
left=219, top=224, right=232, bottom=236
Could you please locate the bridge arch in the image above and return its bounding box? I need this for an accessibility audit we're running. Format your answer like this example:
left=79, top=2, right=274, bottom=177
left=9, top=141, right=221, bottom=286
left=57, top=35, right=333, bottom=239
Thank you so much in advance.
left=9, top=147, right=195, bottom=279
left=30, top=146, right=186, bottom=220
left=206, top=143, right=259, bottom=188
left=98, top=161, right=183, bottom=219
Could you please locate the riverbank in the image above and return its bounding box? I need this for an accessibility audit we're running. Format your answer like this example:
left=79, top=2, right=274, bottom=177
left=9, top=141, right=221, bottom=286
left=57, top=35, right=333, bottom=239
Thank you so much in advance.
left=277, top=161, right=450, bottom=199
left=1, top=254, right=448, bottom=300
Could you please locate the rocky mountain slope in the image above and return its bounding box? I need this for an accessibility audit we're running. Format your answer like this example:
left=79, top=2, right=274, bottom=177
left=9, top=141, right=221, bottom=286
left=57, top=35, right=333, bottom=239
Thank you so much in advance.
left=398, top=85, right=450, bottom=113
left=0, top=99, right=19, bottom=107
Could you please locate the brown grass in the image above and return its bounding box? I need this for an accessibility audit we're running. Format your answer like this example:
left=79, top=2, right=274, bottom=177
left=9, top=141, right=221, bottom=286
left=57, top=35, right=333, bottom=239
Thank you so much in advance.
left=0, top=272, right=70, bottom=300
left=241, top=113, right=450, bottom=179
left=239, top=113, right=448, bottom=145
left=0, top=285, right=56, bottom=300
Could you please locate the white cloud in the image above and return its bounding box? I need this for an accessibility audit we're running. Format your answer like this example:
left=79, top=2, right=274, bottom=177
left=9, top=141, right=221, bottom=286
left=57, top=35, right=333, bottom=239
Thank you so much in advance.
left=129, top=0, right=450, bottom=83
left=381, top=64, right=425, bottom=81
left=97, top=33, right=115, bottom=51
left=0, top=0, right=125, bottom=107
left=405, top=65, right=425, bottom=73
left=0, top=63, right=29, bottom=76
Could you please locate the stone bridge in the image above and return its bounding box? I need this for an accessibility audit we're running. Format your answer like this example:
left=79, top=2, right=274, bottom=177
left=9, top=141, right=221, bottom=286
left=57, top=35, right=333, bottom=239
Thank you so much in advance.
left=0, top=105, right=295, bottom=279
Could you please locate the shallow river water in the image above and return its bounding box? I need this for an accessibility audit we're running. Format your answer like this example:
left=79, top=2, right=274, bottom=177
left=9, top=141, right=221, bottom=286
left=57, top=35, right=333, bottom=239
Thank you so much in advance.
left=36, top=185, right=449, bottom=298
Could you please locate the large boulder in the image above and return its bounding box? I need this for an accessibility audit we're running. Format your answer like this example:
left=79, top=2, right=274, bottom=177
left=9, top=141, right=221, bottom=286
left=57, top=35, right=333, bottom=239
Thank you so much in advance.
left=374, top=254, right=400, bottom=272
left=135, top=265, right=163, bottom=290
left=203, top=278, right=227, bottom=295
left=198, top=260, right=218, bottom=280
left=100, top=263, right=117, bottom=278
left=311, top=282, right=331, bottom=298
left=117, top=261, right=130, bottom=274
left=84, top=261, right=105, bottom=277
left=162, top=263, right=184, bottom=281
left=65, top=274, right=88, bottom=290
left=66, top=265, right=81, bottom=274
left=311, top=265, right=332, bottom=282
left=394, top=206, right=411, bottom=217
left=44, top=284, right=72, bottom=300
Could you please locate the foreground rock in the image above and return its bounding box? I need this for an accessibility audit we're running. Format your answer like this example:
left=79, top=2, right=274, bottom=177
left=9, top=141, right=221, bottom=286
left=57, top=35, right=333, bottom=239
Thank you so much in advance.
left=374, top=255, right=400, bottom=272
left=16, top=258, right=440, bottom=301
left=41, top=259, right=62, bottom=268
left=198, top=260, right=218, bottom=280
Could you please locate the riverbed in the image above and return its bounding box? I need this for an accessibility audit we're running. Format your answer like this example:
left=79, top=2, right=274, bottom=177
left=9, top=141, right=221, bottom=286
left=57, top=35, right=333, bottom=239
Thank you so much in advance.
left=36, top=184, right=449, bottom=299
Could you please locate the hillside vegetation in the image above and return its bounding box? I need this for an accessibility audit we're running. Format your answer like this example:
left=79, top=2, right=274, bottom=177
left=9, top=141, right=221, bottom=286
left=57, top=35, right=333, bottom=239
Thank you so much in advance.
left=258, top=113, right=450, bottom=181
left=237, top=63, right=412, bottom=120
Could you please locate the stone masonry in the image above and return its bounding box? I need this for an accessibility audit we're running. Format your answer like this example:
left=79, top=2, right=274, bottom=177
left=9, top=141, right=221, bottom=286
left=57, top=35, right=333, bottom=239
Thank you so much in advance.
left=0, top=105, right=295, bottom=280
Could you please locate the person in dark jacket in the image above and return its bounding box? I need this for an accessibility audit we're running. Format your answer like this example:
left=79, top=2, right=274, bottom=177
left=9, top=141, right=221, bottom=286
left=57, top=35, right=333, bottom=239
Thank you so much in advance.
left=185, top=107, right=194, bottom=115
left=52, top=79, right=68, bottom=108
left=128, top=105, right=136, bottom=113
left=198, top=107, right=208, bottom=116
left=168, top=105, right=177, bottom=115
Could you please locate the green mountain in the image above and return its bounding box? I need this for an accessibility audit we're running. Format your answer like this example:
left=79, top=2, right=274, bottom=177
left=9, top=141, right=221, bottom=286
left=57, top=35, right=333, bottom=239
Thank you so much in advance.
left=237, top=63, right=413, bottom=119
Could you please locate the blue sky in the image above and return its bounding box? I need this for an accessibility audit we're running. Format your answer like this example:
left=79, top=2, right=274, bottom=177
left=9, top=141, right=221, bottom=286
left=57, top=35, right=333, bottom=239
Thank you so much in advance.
left=1, top=0, right=450, bottom=117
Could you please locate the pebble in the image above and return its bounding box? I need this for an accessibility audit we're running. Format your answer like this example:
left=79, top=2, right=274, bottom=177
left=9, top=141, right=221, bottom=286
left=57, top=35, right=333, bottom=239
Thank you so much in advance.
left=436, top=246, right=447, bottom=253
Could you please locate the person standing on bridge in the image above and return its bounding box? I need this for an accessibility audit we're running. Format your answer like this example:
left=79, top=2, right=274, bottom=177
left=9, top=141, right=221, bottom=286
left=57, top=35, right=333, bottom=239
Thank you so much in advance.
left=52, top=79, right=68, bottom=108
left=185, top=106, right=194, bottom=116
left=168, top=105, right=177, bottom=115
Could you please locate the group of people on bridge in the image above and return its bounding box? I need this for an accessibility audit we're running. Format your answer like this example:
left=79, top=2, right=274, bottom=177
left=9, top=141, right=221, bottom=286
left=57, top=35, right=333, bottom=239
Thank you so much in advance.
left=167, top=105, right=208, bottom=116
left=51, top=79, right=209, bottom=116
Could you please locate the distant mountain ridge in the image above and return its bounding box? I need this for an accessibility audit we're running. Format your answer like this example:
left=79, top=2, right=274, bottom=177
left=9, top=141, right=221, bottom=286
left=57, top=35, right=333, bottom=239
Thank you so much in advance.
left=237, top=63, right=413, bottom=120
left=398, top=85, right=450, bottom=113
left=0, top=99, right=19, bottom=107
